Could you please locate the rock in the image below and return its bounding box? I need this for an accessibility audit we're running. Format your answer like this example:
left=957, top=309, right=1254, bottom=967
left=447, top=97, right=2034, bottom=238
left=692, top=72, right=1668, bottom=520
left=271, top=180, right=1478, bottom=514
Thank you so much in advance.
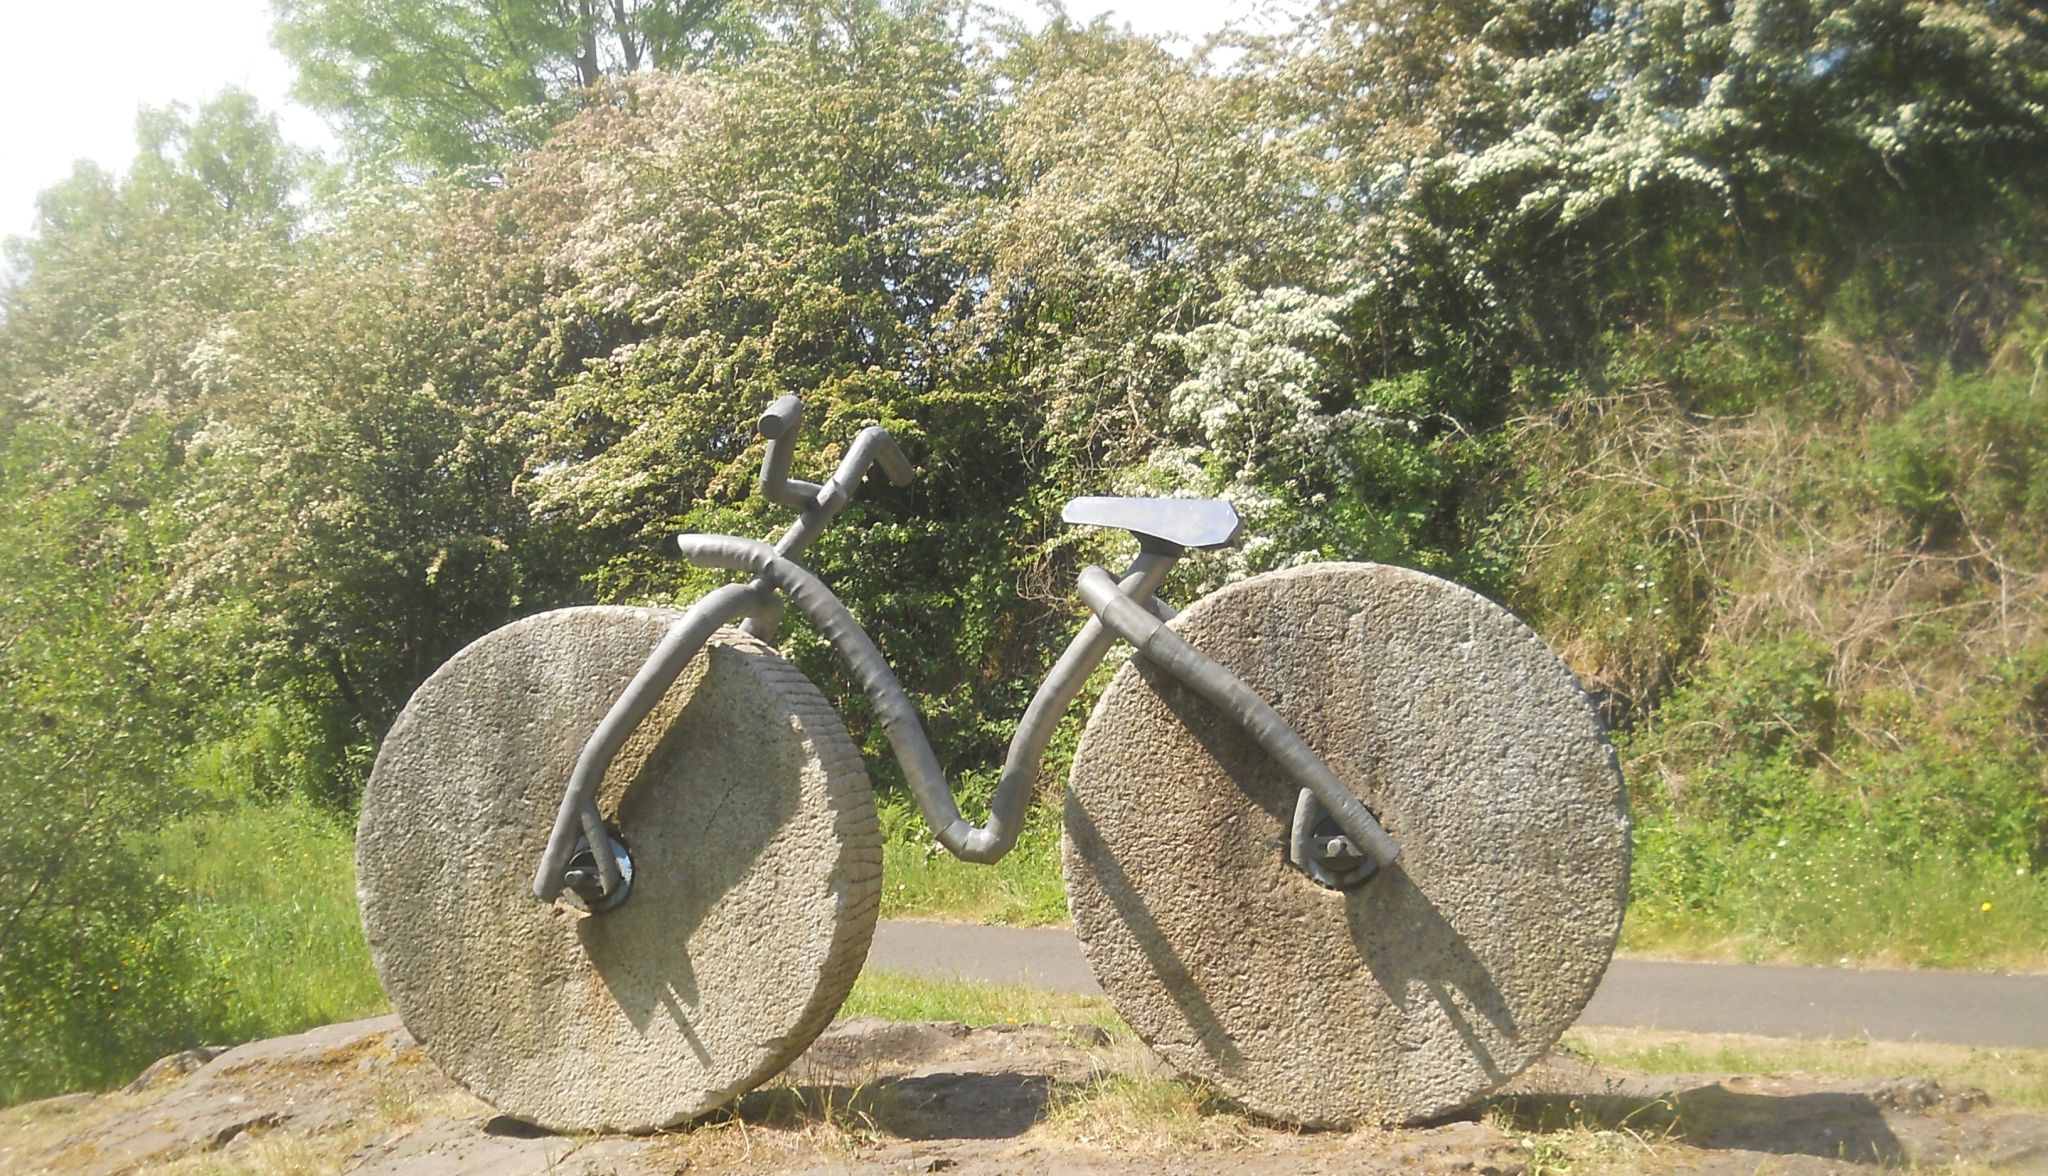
left=120, top=1045, right=229, bottom=1094
left=38, top=1015, right=425, bottom=1175
left=1066, top=562, right=1630, bottom=1127
left=1058, top=1023, right=1112, bottom=1048
left=356, top=610, right=882, bottom=1133
left=1373, top=1119, right=1521, bottom=1174
left=1874, top=1076, right=1944, bottom=1112
left=9, top=1016, right=2048, bottom=1176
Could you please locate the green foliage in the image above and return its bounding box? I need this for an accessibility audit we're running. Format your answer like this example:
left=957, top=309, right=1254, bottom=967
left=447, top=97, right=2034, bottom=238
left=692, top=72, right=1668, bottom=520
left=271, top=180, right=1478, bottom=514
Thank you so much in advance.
left=1873, top=368, right=2048, bottom=550
left=168, top=216, right=537, bottom=794
left=0, top=92, right=309, bottom=428
left=0, top=422, right=207, bottom=1104
left=879, top=795, right=1066, bottom=925
left=1630, top=636, right=1840, bottom=832
left=152, top=797, right=387, bottom=1042
left=1625, top=820, right=2048, bottom=971
left=274, top=0, right=756, bottom=171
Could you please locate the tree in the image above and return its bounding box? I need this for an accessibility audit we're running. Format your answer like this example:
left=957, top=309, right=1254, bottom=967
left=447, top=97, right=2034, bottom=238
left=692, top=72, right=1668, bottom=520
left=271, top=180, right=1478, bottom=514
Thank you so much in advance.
left=272, top=0, right=756, bottom=171
left=0, top=91, right=308, bottom=431
left=492, top=2, right=1042, bottom=771
left=0, top=419, right=211, bottom=1103
left=166, top=183, right=540, bottom=799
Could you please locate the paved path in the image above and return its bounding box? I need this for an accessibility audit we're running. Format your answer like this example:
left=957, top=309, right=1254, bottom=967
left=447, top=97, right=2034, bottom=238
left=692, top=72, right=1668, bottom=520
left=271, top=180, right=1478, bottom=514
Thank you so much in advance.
left=870, top=921, right=2048, bottom=1050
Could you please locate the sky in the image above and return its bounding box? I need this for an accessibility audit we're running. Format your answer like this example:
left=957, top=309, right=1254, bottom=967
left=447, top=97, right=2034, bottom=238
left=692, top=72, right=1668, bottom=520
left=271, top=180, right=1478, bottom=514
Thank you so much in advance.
left=0, top=0, right=1307, bottom=250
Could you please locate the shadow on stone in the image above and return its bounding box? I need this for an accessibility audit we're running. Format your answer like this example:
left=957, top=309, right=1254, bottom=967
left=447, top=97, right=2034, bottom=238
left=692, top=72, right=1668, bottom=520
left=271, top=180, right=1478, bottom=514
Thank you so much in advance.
left=1490, top=1084, right=1907, bottom=1166
left=482, top=1114, right=556, bottom=1139
left=1064, top=796, right=1242, bottom=1069
left=1138, top=656, right=1521, bottom=1098
left=1348, top=864, right=1517, bottom=1090
left=576, top=638, right=800, bottom=1043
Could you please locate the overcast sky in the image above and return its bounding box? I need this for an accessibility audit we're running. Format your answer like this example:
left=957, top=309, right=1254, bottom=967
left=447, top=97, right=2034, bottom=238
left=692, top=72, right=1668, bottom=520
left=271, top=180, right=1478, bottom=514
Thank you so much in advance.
left=0, top=0, right=1306, bottom=249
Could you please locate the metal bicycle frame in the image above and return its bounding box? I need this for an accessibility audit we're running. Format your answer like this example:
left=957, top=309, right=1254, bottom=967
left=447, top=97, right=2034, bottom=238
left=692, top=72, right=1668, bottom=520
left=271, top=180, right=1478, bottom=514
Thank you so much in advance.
left=531, top=397, right=1399, bottom=906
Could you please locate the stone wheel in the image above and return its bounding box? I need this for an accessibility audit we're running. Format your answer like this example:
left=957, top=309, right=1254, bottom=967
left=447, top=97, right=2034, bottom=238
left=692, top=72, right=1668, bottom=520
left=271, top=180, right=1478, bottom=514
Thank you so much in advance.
left=357, top=606, right=880, bottom=1133
left=1064, top=563, right=1629, bottom=1127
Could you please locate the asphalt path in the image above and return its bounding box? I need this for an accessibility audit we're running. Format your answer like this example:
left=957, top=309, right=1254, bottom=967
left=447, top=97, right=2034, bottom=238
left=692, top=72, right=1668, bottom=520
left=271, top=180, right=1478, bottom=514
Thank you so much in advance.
left=870, top=920, right=2048, bottom=1049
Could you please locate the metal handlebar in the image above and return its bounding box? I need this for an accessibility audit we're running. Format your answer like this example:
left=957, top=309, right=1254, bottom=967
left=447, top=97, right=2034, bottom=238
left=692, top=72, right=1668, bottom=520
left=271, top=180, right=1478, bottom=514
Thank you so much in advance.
left=857, top=426, right=916, bottom=487
left=756, top=394, right=912, bottom=517
left=757, top=395, right=823, bottom=509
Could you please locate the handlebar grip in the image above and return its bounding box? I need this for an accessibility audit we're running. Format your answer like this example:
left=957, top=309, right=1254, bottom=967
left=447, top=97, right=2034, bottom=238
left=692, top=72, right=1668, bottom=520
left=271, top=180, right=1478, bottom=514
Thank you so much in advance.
left=757, top=394, right=818, bottom=508
left=868, top=429, right=915, bottom=486
left=758, top=394, right=803, bottom=440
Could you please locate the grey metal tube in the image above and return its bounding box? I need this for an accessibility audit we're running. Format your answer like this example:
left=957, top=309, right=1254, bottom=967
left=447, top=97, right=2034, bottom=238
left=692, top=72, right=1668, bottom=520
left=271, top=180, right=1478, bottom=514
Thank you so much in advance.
left=677, top=535, right=1157, bottom=863
left=758, top=394, right=825, bottom=510
left=676, top=534, right=986, bottom=857
left=771, top=426, right=915, bottom=562
left=531, top=581, right=767, bottom=900
left=976, top=552, right=1177, bottom=859
left=737, top=575, right=785, bottom=640
left=1075, top=565, right=1401, bottom=872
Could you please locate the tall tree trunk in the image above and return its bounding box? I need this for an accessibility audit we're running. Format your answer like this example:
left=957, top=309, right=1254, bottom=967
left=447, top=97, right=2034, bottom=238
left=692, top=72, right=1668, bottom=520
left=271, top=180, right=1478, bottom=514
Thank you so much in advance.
left=611, top=0, right=643, bottom=71
left=325, top=645, right=367, bottom=722
left=576, top=0, right=602, bottom=87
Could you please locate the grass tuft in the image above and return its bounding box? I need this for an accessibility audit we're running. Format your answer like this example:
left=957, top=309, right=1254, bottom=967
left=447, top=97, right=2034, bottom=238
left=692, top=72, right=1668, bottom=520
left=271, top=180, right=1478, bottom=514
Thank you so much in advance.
left=1047, top=1068, right=1258, bottom=1152
left=878, top=797, right=1068, bottom=926
left=840, top=968, right=1123, bottom=1031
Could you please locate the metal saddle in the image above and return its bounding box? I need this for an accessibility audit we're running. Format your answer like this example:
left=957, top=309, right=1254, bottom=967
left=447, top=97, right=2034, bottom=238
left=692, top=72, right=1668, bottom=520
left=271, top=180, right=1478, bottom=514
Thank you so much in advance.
left=1061, top=496, right=1243, bottom=551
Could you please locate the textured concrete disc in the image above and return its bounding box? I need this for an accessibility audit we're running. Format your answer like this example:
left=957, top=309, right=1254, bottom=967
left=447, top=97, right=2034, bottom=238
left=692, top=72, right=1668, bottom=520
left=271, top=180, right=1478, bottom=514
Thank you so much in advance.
left=357, top=606, right=880, bottom=1132
left=1064, top=563, right=1628, bottom=1127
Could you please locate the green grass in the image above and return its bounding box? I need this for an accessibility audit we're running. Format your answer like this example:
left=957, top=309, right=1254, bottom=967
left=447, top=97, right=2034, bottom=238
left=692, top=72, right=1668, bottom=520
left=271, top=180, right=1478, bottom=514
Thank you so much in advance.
left=877, top=797, right=1068, bottom=926
left=1623, top=820, right=2048, bottom=972
left=871, top=787, right=2048, bottom=975
left=152, top=799, right=388, bottom=1043
left=840, top=968, right=1123, bottom=1030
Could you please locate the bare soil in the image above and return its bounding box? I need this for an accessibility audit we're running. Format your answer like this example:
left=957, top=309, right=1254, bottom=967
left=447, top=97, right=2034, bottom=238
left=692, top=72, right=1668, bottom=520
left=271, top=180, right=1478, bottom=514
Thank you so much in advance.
left=5, top=1015, right=2047, bottom=1175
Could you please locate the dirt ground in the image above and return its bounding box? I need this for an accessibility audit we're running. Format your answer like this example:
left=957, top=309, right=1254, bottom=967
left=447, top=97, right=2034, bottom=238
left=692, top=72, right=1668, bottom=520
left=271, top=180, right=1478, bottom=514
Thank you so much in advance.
left=5, top=1014, right=2047, bottom=1175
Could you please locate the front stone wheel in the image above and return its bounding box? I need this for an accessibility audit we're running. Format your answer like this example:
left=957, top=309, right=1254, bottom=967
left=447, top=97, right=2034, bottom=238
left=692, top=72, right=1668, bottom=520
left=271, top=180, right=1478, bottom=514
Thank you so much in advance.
left=356, top=607, right=880, bottom=1132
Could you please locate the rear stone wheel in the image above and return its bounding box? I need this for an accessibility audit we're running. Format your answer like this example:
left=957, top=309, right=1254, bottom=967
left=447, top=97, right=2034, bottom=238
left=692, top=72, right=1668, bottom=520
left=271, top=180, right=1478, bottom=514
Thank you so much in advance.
left=1065, top=563, right=1629, bottom=1127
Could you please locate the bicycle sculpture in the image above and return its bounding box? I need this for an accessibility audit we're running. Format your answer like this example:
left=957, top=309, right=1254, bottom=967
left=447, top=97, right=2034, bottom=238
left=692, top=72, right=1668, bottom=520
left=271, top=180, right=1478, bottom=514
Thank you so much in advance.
left=357, top=395, right=1629, bottom=1133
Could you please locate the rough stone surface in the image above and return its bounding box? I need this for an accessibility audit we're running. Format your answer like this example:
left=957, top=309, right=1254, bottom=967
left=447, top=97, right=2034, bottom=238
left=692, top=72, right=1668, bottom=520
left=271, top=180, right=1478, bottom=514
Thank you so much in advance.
left=11, top=1010, right=2048, bottom=1175
left=1064, top=562, right=1630, bottom=1127
left=26, top=1016, right=425, bottom=1175
left=357, top=606, right=881, bottom=1132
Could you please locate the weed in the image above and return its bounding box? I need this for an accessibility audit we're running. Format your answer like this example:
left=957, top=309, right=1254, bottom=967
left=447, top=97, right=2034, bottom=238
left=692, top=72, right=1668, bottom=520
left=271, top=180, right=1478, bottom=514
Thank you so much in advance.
left=1047, top=1067, right=1257, bottom=1152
